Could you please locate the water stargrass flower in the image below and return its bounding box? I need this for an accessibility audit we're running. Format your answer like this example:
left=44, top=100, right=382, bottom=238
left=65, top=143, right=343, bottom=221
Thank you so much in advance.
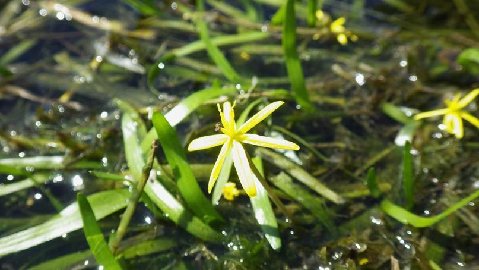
left=222, top=182, right=240, bottom=201
left=414, top=89, right=479, bottom=139
left=188, top=101, right=300, bottom=197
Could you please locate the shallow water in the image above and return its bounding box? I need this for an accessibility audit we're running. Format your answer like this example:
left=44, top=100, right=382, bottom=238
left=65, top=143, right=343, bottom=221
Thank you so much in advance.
left=1, top=0, right=479, bottom=269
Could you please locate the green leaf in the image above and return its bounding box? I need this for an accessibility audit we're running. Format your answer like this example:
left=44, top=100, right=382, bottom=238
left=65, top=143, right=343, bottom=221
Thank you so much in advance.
left=0, top=156, right=101, bottom=170
left=196, top=0, right=242, bottom=83
left=0, top=40, right=36, bottom=66
left=402, top=141, right=414, bottom=209
left=152, top=112, right=223, bottom=224
left=257, top=148, right=344, bottom=204
left=147, top=32, right=268, bottom=91
left=250, top=157, right=281, bottom=250
left=121, top=109, right=223, bottom=242
left=0, top=189, right=130, bottom=257
left=306, top=0, right=317, bottom=26
left=365, top=167, right=381, bottom=198
left=457, top=48, right=479, bottom=75
left=121, top=0, right=160, bottom=16
left=143, top=179, right=223, bottom=242
left=121, top=238, right=177, bottom=259
left=30, top=250, right=92, bottom=270
left=380, top=188, right=479, bottom=227
left=283, top=0, right=312, bottom=110
left=77, top=193, right=123, bottom=270
left=140, top=86, right=237, bottom=152
left=0, top=173, right=49, bottom=197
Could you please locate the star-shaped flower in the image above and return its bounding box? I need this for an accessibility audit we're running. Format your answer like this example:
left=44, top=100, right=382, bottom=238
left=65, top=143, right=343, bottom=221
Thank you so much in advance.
left=414, top=89, right=479, bottom=139
left=188, top=101, right=300, bottom=197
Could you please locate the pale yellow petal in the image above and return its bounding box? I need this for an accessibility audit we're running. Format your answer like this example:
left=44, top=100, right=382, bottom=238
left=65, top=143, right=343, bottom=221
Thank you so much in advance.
left=208, top=139, right=232, bottom=193
left=187, top=134, right=228, bottom=151
left=458, top=89, right=479, bottom=108
left=237, top=101, right=284, bottom=134
left=414, top=108, right=450, bottom=120
left=443, top=113, right=463, bottom=139
left=461, top=112, right=479, bottom=129
left=240, top=134, right=300, bottom=150
left=231, top=141, right=256, bottom=197
left=221, top=101, right=236, bottom=132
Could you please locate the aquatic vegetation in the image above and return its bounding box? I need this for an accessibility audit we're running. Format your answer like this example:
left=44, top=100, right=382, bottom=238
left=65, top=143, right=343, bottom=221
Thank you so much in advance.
left=188, top=101, right=299, bottom=197
left=414, top=89, right=479, bottom=138
left=2, top=0, right=479, bottom=268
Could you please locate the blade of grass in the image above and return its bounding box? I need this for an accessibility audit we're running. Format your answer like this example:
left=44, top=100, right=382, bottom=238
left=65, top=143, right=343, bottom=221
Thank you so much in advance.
left=272, top=172, right=335, bottom=233
left=0, top=189, right=130, bottom=257
left=121, top=110, right=223, bottom=242
left=0, top=156, right=101, bottom=170
left=29, top=250, right=92, bottom=270
left=380, top=188, right=479, bottom=227
left=402, top=141, right=414, bottom=209
left=306, top=0, right=317, bottom=26
left=77, top=193, right=123, bottom=270
left=257, top=148, right=344, bottom=204
left=120, top=238, right=177, bottom=259
left=283, top=0, right=312, bottom=110
left=365, top=167, right=381, bottom=198
left=0, top=40, right=36, bottom=65
left=147, top=32, right=268, bottom=91
left=250, top=156, right=281, bottom=250
left=196, top=0, right=242, bottom=83
left=0, top=173, right=49, bottom=197
left=152, top=112, right=222, bottom=224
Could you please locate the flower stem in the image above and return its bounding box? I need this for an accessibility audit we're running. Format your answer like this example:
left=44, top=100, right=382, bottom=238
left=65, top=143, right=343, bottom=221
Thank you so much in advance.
left=109, top=141, right=158, bottom=254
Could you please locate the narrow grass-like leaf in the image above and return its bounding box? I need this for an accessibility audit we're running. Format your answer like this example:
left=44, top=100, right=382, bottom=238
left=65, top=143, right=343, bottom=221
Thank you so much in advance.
left=77, top=193, right=123, bottom=270
left=141, top=87, right=236, bottom=152
left=380, top=188, right=479, bottom=227
left=30, top=250, right=92, bottom=270
left=0, top=40, right=36, bottom=65
left=0, top=156, right=101, bottom=170
left=381, top=102, right=413, bottom=124
left=306, top=0, right=317, bottom=26
left=283, top=0, right=312, bottom=110
left=365, top=167, right=381, bottom=198
left=250, top=157, right=281, bottom=250
left=402, top=141, right=414, bottom=209
left=257, top=148, right=344, bottom=204
left=121, top=0, right=159, bottom=16
left=0, top=164, right=27, bottom=175
left=152, top=112, right=222, bottom=224
left=354, top=145, right=395, bottom=175
left=121, top=110, right=223, bottom=242
left=272, top=172, right=335, bottom=232
left=395, top=121, right=419, bottom=146
left=0, top=189, right=130, bottom=257
left=0, top=173, right=49, bottom=197
left=147, top=32, right=268, bottom=91
left=120, top=238, right=177, bottom=259
left=143, top=178, right=223, bottom=242
left=196, top=0, right=242, bottom=83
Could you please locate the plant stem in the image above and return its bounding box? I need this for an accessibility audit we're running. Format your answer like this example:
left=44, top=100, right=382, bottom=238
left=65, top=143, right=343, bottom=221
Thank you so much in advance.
left=110, top=141, right=157, bottom=254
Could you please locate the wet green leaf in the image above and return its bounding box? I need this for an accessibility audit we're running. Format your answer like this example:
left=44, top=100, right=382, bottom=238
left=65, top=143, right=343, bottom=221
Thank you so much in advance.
left=121, top=238, right=177, bottom=259
left=283, top=0, right=312, bottom=110
left=380, top=188, right=479, bottom=227
left=0, top=190, right=130, bottom=257
left=152, top=111, right=223, bottom=224
left=402, top=141, right=414, bottom=209
left=30, top=250, right=91, bottom=270
left=77, top=193, right=123, bottom=270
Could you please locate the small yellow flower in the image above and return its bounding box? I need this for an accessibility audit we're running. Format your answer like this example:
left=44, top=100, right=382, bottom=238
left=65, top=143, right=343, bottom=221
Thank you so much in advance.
left=414, top=89, right=479, bottom=139
left=329, top=17, right=357, bottom=45
left=222, top=182, right=240, bottom=201
left=188, top=101, right=300, bottom=197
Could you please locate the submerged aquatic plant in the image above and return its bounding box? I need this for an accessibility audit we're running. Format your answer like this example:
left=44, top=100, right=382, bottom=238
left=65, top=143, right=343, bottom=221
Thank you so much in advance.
left=187, top=101, right=299, bottom=197
left=414, top=89, right=479, bottom=138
